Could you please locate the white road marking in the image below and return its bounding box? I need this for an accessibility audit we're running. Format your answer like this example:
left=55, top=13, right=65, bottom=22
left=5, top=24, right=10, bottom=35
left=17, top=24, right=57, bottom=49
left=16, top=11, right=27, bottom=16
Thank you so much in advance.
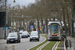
left=27, top=36, right=46, bottom=50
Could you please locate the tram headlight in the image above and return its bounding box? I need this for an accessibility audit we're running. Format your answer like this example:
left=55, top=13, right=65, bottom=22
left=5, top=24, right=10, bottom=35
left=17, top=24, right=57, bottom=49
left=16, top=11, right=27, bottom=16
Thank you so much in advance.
left=48, top=24, right=50, bottom=26
left=57, top=35, right=59, bottom=36
left=59, top=24, right=61, bottom=26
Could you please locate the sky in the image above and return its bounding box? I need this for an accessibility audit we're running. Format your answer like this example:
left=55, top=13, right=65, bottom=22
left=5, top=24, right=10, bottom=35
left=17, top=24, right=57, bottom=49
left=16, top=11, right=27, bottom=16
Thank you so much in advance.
left=7, top=0, right=36, bottom=6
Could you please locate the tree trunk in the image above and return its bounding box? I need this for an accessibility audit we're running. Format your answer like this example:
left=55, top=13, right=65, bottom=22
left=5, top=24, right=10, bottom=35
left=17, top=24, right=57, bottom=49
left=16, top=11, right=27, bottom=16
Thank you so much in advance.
left=72, top=0, right=75, bottom=37
left=62, top=6, right=67, bottom=35
left=67, top=11, right=71, bottom=36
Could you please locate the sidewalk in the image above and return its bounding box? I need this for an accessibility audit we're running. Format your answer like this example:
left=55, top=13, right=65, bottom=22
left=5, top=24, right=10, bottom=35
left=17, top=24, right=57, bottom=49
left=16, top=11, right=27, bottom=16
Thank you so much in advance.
left=0, top=39, right=6, bottom=45
left=67, top=37, right=75, bottom=50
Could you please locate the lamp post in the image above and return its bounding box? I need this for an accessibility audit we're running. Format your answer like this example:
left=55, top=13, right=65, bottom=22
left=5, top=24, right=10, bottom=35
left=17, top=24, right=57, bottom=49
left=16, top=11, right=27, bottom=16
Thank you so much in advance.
left=13, top=0, right=16, bottom=31
left=11, top=9, right=13, bottom=32
left=13, top=6, right=14, bottom=32
left=11, top=0, right=15, bottom=32
left=4, top=0, right=7, bottom=39
left=22, top=15, right=24, bottom=30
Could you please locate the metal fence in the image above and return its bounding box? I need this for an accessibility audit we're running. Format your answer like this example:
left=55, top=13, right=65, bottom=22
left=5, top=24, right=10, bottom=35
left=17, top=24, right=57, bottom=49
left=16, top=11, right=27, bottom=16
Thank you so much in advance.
left=0, top=29, right=9, bottom=39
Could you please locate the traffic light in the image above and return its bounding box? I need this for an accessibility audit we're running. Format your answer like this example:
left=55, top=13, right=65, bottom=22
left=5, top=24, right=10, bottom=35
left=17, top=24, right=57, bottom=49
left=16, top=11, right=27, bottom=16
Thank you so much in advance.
left=0, top=12, right=5, bottom=27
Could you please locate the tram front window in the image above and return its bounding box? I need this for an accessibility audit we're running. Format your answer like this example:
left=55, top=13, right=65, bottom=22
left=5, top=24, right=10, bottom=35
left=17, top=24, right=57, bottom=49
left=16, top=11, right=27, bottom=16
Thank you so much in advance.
left=50, top=23, right=59, bottom=34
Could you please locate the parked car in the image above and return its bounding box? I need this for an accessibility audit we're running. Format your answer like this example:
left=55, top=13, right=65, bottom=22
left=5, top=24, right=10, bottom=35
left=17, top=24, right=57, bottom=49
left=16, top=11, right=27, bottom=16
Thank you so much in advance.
left=7, top=32, right=21, bottom=44
left=21, top=31, right=29, bottom=38
left=19, top=30, right=23, bottom=34
left=30, top=31, right=40, bottom=42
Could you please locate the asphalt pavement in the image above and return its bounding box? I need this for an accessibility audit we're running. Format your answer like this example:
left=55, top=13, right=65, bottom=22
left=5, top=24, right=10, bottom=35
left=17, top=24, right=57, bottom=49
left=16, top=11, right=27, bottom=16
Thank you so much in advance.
left=0, top=36, right=46, bottom=50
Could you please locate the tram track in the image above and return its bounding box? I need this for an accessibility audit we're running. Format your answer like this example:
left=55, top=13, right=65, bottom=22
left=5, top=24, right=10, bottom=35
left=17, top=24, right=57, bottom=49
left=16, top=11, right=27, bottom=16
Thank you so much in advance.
left=37, top=41, right=60, bottom=50
left=52, top=41, right=60, bottom=50
left=37, top=41, right=50, bottom=50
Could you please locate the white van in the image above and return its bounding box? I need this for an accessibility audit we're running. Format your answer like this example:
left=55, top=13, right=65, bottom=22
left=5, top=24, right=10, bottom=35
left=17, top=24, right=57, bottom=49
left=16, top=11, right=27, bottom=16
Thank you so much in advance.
left=30, top=31, right=40, bottom=42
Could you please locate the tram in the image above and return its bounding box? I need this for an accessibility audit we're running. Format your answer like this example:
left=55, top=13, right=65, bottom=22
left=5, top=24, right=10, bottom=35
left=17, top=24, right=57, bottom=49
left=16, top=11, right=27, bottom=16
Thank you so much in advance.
left=47, top=21, right=61, bottom=40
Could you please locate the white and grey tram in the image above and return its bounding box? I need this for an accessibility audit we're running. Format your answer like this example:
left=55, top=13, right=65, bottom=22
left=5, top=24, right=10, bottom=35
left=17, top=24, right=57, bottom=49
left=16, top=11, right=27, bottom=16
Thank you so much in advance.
left=47, top=21, right=61, bottom=40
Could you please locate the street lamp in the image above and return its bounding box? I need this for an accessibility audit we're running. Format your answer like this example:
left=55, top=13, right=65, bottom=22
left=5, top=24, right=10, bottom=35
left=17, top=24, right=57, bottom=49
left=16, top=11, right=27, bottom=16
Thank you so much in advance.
left=22, top=15, right=24, bottom=29
left=10, top=0, right=16, bottom=32
left=4, top=0, right=7, bottom=39
left=13, top=0, right=16, bottom=31
left=4, top=0, right=16, bottom=39
left=13, top=0, right=16, bottom=3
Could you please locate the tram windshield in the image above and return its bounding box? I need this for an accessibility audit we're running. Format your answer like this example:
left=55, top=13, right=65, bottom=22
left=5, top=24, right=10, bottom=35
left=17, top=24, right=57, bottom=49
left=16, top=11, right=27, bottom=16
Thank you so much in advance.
left=50, top=23, right=59, bottom=34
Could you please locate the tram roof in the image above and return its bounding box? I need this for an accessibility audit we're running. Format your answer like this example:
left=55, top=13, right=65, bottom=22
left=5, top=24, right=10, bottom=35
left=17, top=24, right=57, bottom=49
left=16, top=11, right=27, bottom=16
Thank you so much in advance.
left=48, top=21, right=60, bottom=25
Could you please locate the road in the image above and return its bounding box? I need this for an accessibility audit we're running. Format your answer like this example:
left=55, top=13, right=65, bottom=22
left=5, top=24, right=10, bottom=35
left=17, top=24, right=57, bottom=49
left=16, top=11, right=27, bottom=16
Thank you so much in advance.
left=0, top=36, right=46, bottom=50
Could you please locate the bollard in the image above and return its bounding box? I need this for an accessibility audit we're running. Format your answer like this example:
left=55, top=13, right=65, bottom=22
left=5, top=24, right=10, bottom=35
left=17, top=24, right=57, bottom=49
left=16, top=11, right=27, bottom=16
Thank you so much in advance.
left=69, top=40, right=72, bottom=48
left=65, top=39, right=68, bottom=50
left=12, top=45, right=15, bottom=50
left=5, top=46, right=7, bottom=50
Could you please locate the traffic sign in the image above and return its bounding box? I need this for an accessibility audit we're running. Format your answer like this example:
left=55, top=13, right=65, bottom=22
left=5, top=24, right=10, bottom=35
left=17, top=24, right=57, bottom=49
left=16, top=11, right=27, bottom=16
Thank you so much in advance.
left=40, top=27, right=42, bottom=30
left=4, top=27, right=8, bottom=30
left=30, top=25, right=34, bottom=30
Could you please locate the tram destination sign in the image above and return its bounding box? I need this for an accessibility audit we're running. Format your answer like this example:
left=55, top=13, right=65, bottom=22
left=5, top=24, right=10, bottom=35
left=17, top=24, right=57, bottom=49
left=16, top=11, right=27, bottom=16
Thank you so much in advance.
left=51, top=23, right=59, bottom=25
